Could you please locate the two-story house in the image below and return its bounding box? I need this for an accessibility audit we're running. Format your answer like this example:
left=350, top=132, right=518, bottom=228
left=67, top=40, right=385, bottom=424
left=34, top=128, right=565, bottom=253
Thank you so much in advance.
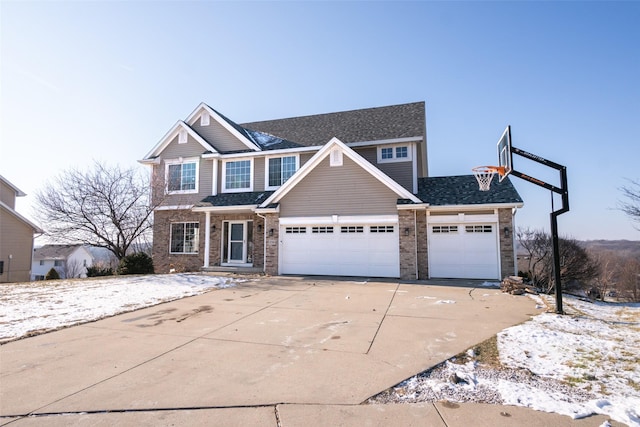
left=0, top=175, right=43, bottom=283
left=31, top=244, right=94, bottom=280
left=140, top=102, right=523, bottom=280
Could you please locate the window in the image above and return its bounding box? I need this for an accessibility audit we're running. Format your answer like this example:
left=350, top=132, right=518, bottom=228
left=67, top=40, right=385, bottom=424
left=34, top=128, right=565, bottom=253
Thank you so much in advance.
left=39, top=260, right=44, bottom=266
left=223, top=159, right=252, bottom=191
left=170, top=222, right=200, bottom=254
left=267, top=156, right=297, bottom=188
left=166, top=160, right=198, bottom=193
left=341, top=226, right=363, bottom=233
left=377, top=144, right=412, bottom=163
left=465, top=225, right=493, bottom=233
left=285, top=226, right=306, bottom=234
left=54, top=260, right=63, bottom=267
left=370, top=226, right=394, bottom=233
left=0, top=261, right=3, bottom=274
left=312, top=226, right=334, bottom=233
left=432, top=225, right=458, bottom=233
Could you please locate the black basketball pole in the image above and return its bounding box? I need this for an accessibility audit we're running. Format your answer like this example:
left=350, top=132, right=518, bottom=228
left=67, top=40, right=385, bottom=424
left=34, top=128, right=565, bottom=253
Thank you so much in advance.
left=509, top=147, right=569, bottom=314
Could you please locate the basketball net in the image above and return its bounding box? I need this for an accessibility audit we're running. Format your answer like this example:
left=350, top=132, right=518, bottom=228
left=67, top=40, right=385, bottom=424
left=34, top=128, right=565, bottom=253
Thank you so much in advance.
left=472, top=166, right=505, bottom=191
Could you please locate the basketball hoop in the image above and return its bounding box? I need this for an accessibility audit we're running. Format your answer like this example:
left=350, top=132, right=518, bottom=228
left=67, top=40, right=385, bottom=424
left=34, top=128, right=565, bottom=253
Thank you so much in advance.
left=472, top=166, right=505, bottom=191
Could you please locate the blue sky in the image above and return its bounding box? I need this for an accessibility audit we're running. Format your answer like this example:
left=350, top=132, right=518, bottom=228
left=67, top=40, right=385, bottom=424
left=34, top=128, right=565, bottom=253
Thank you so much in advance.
left=1, top=1, right=638, bottom=240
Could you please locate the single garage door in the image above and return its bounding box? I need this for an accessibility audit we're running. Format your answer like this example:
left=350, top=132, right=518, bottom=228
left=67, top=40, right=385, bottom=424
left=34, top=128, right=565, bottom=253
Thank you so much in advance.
left=280, top=223, right=400, bottom=278
left=428, top=224, right=500, bottom=279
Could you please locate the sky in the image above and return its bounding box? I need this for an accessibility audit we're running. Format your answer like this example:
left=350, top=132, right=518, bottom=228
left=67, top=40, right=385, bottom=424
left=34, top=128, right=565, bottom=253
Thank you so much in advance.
left=1, top=1, right=639, bottom=241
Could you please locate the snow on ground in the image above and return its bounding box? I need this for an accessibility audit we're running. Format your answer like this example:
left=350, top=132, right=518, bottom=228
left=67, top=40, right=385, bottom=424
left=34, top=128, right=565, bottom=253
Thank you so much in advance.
left=0, top=274, right=240, bottom=343
left=372, top=293, right=640, bottom=427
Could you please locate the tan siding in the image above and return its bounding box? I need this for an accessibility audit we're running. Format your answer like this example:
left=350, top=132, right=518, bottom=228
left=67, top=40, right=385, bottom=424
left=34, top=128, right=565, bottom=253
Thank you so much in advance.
left=254, top=157, right=265, bottom=191
left=299, top=152, right=315, bottom=167
left=0, top=181, right=16, bottom=209
left=0, top=209, right=35, bottom=282
left=153, top=135, right=214, bottom=206
left=353, top=146, right=413, bottom=191
left=191, top=119, right=254, bottom=153
left=279, top=156, right=399, bottom=217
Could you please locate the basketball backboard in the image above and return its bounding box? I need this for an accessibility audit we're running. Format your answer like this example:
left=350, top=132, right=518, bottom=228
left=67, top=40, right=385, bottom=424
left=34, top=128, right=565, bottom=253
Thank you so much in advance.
left=496, top=125, right=512, bottom=182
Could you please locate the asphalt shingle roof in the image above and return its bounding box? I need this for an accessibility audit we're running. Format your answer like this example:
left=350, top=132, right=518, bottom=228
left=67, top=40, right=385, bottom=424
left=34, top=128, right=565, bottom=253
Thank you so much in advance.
left=417, top=175, right=523, bottom=206
left=240, top=102, right=425, bottom=147
left=195, top=191, right=275, bottom=208
left=34, top=244, right=86, bottom=260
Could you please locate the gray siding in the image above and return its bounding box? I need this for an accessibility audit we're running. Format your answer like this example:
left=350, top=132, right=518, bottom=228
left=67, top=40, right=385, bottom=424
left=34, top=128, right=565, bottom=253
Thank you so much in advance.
left=254, top=157, right=265, bottom=192
left=299, top=152, right=315, bottom=167
left=191, top=119, right=254, bottom=153
left=0, top=181, right=16, bottom=209
left=279, top=156, right=399, bottom=217
left=354, top=147, right=413, bottom=192
left=155, top=135, right=213, bottom=206
left=0, top=209, right=35, bottom=282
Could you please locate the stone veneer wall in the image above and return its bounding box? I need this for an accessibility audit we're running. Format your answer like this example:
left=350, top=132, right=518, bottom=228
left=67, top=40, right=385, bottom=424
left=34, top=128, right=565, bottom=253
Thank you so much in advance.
left=152, top=210, right=204, bottom=273
left=263, top=213, right=280, bottom=275
left=398, top=210, right=417, bottom=280
left=498, top=208, right=516, bottom=279
left=416, top=211, right=428, bottom=279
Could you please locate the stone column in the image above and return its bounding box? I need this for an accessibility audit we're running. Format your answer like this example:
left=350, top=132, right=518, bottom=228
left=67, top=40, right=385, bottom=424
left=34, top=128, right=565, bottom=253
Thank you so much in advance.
left=498, top=208, right=516, bottom=279
left=264, top=214, right=280, bottom=276
left=398, top=210, right=417, bottom=280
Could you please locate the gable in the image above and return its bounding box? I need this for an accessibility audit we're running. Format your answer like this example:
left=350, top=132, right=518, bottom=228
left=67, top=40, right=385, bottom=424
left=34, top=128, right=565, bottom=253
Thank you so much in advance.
left=186, top=103, right=260, bottom=153
left=278, top=156, right=401, bottom=217
left=142, top=121, right=216, bottom=161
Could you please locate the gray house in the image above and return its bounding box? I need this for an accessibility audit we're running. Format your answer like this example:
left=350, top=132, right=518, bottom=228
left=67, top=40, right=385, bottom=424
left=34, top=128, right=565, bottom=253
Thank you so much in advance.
left=140, top=102, right=522, bottom=280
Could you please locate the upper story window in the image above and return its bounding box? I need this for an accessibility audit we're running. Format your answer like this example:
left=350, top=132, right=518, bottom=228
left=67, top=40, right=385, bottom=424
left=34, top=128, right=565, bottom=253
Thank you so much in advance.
left=266, top=155, right=298, bottom=189
left=223, top=159, right=253, bottom=192
left=166, top=158, right=199, bottom=194
left=377, top=144, right=412, bottom=163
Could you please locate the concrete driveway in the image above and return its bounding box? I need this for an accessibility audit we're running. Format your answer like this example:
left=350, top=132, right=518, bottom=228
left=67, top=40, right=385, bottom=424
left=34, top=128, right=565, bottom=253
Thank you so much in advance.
left=0, top=276, right=619, bottom=426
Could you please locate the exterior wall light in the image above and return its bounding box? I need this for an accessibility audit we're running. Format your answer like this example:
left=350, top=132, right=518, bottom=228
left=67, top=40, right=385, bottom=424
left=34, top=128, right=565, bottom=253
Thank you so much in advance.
left=504, top=227, right=510, bottom=238
left=269, top=229, right=274, bottom=237
left=404, top=228, right=410, bottom=236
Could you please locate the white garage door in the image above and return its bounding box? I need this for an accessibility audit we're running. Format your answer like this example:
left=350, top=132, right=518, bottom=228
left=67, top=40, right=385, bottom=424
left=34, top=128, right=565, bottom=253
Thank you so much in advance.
left=280, top=223, right=400, bottom=278
left=428, top=224, right=500, bottom=279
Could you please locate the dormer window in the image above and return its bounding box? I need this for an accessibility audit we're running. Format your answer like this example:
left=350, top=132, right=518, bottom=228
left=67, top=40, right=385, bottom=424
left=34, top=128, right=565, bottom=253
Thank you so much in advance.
left=377, top=144, right=412, bottom=163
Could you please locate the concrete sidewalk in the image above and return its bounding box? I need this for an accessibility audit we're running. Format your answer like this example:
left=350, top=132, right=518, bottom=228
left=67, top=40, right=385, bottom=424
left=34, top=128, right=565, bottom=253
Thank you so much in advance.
left=0, top=276, right=622, bottom=426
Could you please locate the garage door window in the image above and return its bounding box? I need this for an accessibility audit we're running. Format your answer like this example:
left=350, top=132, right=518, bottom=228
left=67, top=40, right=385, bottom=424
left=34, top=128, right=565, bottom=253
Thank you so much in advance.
left=285, top=227, right=306, bottom=234
left=465, top=225, right=493, bottom=233
left=341, top=226, right=363, bottom=233
left=370, top=226, right=394, bottom=233
left=312, top=226, right=334, bottom=233
left=432, top=225, right=458, bottom=233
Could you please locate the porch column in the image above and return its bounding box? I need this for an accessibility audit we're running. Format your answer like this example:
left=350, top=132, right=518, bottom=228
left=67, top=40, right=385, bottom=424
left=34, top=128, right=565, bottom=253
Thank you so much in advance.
left=204, top=211, right=211, bottom=267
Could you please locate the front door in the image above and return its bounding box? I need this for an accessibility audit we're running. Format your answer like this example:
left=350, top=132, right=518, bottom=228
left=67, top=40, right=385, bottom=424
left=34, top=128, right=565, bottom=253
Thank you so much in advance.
left=228, top=222, right=246, bottom=263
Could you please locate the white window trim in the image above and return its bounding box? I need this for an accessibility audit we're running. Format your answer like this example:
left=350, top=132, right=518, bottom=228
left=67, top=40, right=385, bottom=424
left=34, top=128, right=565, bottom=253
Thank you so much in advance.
left=264, top=154, right=299, bottom=191
left=164, top=157, right=200, bottom=195
left=377, top=143, right=413, bottom=163
left=222, top=158, right=254, bottom=193
left=200, top=112, right=210, bottom=126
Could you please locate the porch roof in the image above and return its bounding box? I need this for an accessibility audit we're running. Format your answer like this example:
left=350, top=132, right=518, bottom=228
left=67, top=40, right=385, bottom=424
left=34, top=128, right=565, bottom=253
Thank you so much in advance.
left=195, top=191, right=275, bottom=208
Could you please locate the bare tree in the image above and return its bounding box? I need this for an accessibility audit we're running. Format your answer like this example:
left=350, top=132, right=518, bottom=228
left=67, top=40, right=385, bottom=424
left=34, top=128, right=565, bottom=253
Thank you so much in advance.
left=590, top=250, right=617, bottom=301
left=65, top=259, right=86, bottom=279
left=619, top=178, right=640, bottom=230
left=517, top=227, right=599, bottom=294
left=35, top=162, right=163, bottom=261
left=619, top=258, right=640, bottom=302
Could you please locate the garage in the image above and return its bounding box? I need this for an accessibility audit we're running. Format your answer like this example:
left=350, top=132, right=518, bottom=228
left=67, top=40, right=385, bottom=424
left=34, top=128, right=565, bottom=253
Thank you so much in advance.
left=428, top=223, right=500, bottom=279
left=279, top=218, right=400, bottom=278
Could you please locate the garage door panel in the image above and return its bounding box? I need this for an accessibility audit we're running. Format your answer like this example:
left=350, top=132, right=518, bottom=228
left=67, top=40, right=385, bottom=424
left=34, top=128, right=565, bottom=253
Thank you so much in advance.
left=429, top=223, right=499, bottom=279
left=280, top=221, right=400, bottom=278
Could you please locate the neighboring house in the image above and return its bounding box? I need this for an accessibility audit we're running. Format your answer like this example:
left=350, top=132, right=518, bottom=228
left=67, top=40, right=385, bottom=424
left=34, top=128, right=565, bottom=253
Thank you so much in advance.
left=32, top=244, right=94, bottom=280
left=0, top=175, right=43, bottom=283
left=139, top=102, right=523, bottom=280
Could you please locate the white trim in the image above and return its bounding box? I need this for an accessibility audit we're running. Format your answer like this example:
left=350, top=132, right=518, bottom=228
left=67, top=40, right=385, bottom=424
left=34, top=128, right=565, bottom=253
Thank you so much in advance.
left=260, top=137, right=422, bottom=207
left=192, top=204, right=257, bottom=213
left=0, top=201, right=43, bottom=233
left=427, top=212, right=499, bottom=223
left=412, top=143, right=418, bottom=193
left=169, top=221, right=200, bottom=255
left=427, top=202, right=523, bottom=211
left=397, top=203, right=428, bottom=210
left=204, top=212, right=211, bottom=267
left=202, top=145, right=319, bottom=159
left=221, top=158, right=254, bottom=193
left=154, top=204, right=193, bottom=211
left=178, top=129, right=187, bottom=144
left=377, top=143, right=413, bottom=163
left=279, top=214, right=398, bottom=226
left=0, top=175, right=27, bottom=197
left=164, top=157, right=200, bottom=195
left=142, top=121, right=216, bottom=160
left=212, top=159, right=218, bottom=196
left=185, top=103, right=260, bottom=152
left=264, top=154, right=300, bottom=191
left=200, top=112, right=210, bottom=126
left=138, top=158, right=161, bottom=165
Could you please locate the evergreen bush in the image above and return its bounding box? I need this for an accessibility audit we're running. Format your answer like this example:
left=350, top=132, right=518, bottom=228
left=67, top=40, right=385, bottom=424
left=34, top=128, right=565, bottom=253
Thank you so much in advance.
left=86, top=265, right=114, bottom=277
left=45, top=268, right=60, bottom=280
left=118, top=252, right=154, bottom=275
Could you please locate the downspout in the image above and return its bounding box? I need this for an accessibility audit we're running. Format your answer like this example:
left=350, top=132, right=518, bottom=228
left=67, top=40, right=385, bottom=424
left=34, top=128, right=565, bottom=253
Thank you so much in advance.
left=204, top=211, right=210, bottom=268
left=256, top=212, right=267, bottom=273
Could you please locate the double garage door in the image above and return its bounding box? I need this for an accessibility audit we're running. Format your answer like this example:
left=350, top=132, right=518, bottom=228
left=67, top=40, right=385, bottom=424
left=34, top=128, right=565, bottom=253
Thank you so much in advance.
left=280, top=220, right=400, bottom=278
left=428, top=224, right=500, bottom=279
